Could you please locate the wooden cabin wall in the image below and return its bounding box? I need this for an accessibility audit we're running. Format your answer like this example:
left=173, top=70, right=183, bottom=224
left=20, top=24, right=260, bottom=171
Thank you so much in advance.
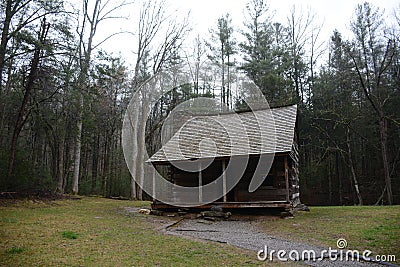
left=171, top=166, right=197, bottom=187
left=170, top=161, right=225, bottom=203
left=172, top=161, right=223, bottom=187
left=235, top=155, right=288, bottom=202
left=169, top=150, right=300, bottom=206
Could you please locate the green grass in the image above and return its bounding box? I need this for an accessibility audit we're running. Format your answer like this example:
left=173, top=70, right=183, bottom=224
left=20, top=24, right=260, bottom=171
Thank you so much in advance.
left=7, top=247, right=26, bottom=254
left=61, top=230, right=79, bottom=239
left=3, top=197, right=396, bottom=266
left=0, top=197, right=277, bottom=267
left=262, top=206, right=399, bottom=263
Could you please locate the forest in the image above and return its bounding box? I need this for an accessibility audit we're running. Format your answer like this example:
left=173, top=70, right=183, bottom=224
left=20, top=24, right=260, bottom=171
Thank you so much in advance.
left=0, top=0, right=399, bottom=205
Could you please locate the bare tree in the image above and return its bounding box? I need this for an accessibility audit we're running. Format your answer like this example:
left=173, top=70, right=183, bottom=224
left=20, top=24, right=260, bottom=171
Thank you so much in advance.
left=313, top=116, right=364, bottom=205
left=308, top=19, right=325, bottom=103
left=185, top=35, right=206, bottom=95
left=130, top=0, right=189, bottom=200
left=72, top=0, right=130, bottom=195
left=348, top=3, right=396, bottom=204
left=206, top=13, right=235, bottom=107
left=346, top=126, right=363, bottom=205
left=286, top=6, right=315, bottom=102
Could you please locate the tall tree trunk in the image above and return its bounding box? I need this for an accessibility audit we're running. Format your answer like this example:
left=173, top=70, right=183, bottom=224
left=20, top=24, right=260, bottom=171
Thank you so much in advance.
left=72, top=0, right=103, bottom=195
left=221, top=46, right=225, bottom=105
left=128, top=103, right=139, bottom=200
left=136, top=93, right=149, bottom=201
left=56, top=121, right=65, bottom=193
left=72, top=96, right=83, bottom=195
left=0, top=0, right=13, bottom=147
left=82, top=138, right=89, bottom=183
left=7, top=18, right=49, bottom=180
left=378, top=116, right=392, bottom=205
left=346, top=127, right=363, bottom=205
left=106, top=143, right=112, bottom=198
left=101, top=137, right=109, bottom=196
left=91, top=134, right=99, bottom=194
left=64, top=145, right=74, bottom=193
left=0, top=0, right=13, bottom=93
left=227, top=54, right=230, bottom=108
left=336, top=151, right=343, bottom=205
left=328, top=156, right=332, bottom=205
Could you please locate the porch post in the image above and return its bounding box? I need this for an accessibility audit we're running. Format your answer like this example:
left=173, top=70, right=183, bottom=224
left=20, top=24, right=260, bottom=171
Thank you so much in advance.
left=152, top=167, right=156, bottom=201
left=284, top=155, right=290, bottom=202
left=222, top=159, right=227, bottom=202
left=198, top=162, right=202, bottom=202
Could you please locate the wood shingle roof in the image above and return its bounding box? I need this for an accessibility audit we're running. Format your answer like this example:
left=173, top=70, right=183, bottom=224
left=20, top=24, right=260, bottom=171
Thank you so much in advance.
left=148, top=104, right=297, bottom=163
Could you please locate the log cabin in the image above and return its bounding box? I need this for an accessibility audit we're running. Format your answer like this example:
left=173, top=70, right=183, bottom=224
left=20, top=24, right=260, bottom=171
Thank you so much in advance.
left=148, top=104, right=300, bottom=210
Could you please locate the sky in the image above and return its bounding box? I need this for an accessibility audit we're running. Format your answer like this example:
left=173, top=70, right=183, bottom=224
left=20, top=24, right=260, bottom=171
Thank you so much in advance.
left=172, top=0, right=399, bottom=37
left=91, top=0, right=399, bottom=68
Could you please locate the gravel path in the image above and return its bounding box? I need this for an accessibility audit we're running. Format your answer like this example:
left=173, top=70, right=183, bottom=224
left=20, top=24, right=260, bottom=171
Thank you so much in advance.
left=165, top=219, right=392, bottom=267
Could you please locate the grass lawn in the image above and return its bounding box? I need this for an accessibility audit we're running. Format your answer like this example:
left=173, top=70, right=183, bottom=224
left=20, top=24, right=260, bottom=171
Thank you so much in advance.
left=2, top=197, right=398, bottom=266
left=262, top=205, right=400, bottom=263
left=0, top=197, right=276, bottom=267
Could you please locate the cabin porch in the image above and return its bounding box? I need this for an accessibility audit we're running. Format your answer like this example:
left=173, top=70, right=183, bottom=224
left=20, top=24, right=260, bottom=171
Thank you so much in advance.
left=152, top=153, right=298, bottom=210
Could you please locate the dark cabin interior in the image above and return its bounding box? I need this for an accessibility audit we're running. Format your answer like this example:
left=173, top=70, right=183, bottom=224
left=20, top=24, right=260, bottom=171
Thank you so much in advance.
left=170, top=154, right=293, bottom=203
